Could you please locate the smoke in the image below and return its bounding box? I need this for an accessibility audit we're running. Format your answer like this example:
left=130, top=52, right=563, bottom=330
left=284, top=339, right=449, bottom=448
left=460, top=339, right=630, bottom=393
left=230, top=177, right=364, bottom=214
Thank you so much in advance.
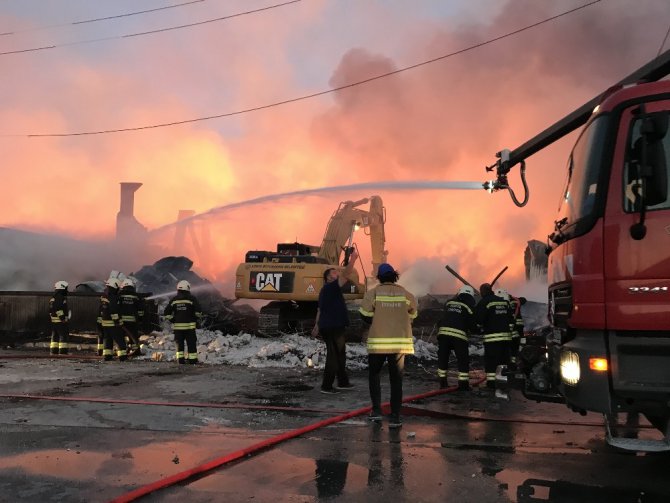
left=2, top=0, right=669, bottom=294
left=0, top=228, right=152, bottom=290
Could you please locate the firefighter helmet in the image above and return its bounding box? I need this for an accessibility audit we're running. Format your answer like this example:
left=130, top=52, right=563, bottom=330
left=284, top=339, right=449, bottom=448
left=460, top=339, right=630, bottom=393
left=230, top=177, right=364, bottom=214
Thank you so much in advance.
left=105, top=278, right=121, bottom=289
left=54, top=280, right=69, bottom=290
left=458, top=285, right=475, bottom=298
left=120, top=279, right=135, bottom=289
left=177, top=280, right=191, bottom=291
left=494, top=288, right=509, bottom=300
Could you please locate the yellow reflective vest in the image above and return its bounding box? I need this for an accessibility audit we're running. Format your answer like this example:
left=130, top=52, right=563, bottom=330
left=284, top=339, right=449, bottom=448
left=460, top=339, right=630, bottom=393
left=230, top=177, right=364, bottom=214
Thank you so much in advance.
left=359, top=283, right=418, bottom=355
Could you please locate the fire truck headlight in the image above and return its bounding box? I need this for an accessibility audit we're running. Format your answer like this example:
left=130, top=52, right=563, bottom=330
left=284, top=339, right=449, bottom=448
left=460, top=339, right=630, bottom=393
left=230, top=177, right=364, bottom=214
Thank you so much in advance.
left=560, top=350, right=580, bottom=386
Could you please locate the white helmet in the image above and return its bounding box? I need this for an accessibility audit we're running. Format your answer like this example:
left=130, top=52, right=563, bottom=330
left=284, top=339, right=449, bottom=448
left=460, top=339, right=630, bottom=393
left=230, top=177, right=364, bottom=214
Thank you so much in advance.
left=54, top=280, right=69, bottom=290
left=494, top=288, right=509, bottom=300
left=105, top=278, right=121, bottom=289
left=120, top=279, right=135, bottom=289
left=177, top=280, right=191, bottom=291
left=458, top=285, right=475, bottom=298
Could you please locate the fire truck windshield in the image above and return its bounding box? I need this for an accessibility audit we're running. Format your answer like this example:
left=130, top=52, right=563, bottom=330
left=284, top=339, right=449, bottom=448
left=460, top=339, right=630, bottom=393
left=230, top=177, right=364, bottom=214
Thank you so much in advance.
left=552, top=115, right=610, bottom=244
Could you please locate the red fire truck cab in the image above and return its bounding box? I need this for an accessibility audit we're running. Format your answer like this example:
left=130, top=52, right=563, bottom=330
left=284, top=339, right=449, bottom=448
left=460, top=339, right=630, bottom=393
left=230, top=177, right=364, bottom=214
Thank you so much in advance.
left=487, top=52, right=670, bottom=451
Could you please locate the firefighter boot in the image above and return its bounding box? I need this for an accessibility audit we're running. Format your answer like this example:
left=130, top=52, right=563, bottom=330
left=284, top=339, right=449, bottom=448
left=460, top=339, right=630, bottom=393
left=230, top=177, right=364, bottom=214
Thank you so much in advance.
left=458, top=380, right=470, bottom=392
left=178, top=357, right=186, bottom=364
left=439, top=377, right=449, bottom=389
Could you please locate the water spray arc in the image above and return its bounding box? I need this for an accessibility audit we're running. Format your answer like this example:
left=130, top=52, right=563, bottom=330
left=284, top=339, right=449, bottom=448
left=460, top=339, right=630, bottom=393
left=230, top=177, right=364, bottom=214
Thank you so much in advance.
left=151, top=180, right=482, bottom=233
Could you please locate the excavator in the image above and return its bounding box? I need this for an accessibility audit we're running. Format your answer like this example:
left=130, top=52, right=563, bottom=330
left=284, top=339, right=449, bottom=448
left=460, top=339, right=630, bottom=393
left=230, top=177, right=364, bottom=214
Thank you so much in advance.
left=234, top=195, right=387, bottom=335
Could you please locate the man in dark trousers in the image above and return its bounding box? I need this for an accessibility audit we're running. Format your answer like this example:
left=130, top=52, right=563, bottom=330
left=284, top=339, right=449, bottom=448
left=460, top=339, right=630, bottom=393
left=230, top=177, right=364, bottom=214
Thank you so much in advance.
left=164, top=280, right=203, bottom=364
left=476, top=283, right=513, bottom=389
left=101, top=278, right=128, bottom=362
left=312, top=249, right=358, bottom=394
left=437, top=285, right=476, bottom=391
left=49, top=281, right=70, bottom=355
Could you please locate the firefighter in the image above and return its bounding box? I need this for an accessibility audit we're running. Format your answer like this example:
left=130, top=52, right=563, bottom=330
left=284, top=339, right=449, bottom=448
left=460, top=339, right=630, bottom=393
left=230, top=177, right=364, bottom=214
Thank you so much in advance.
left=100, top=278, right=128, bottom=362
left=476, top=283, right=513, bottom=389
left=359, top=263, right=418, bottom=428
left=494, top=287, right=514, bottom=366
left=49, top=281, right=70, bottom=355
left=96, top=298, right=104, bottom=356
left=164, top=280, right=202, bottom=364
left=508, top=295, right=526, bottom=370
left=119, top=279, right=144, bottom=355
left=437, top=285, right=476, bottom=391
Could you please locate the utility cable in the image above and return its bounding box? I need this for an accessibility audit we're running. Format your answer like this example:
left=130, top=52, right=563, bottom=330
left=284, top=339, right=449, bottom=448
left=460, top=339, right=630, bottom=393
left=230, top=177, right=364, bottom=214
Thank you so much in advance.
left=0, top=0, right=301, bottom=57
left=3, top=0, right=601, bottom=138
left=0, top=0, right=206, bottom=37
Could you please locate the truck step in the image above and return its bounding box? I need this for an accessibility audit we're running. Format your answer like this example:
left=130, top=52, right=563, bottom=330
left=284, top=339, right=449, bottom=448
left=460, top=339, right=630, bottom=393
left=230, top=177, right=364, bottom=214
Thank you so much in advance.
left=605, top=416, right=670, bottom=452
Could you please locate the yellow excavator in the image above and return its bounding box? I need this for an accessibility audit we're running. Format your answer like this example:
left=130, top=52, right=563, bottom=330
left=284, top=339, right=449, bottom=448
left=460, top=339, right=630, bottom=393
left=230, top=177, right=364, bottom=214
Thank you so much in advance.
left=234, top=195, right=387, bottom=335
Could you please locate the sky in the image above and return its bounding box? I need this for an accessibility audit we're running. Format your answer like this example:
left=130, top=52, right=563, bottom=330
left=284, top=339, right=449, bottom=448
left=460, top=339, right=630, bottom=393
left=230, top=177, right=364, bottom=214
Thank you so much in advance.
left=1, top=0, right=669, bottom=298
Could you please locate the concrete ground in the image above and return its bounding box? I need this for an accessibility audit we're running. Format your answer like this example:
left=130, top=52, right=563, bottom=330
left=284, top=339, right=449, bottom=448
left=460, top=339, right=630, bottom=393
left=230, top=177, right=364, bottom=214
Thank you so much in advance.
left=0, top=349, right=668, bottom=502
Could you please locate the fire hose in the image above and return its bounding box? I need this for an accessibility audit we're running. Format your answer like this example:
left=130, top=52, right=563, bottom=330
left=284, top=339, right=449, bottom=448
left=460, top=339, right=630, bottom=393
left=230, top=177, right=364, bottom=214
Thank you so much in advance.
left=107, top=378, right=485, bottom=503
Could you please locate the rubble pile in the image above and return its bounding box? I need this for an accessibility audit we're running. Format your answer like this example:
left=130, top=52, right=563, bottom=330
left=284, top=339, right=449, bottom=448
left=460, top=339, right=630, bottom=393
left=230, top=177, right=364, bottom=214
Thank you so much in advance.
left=139, top=330, right=439, bottom=369
left=134, top=256, right=258, bottom=333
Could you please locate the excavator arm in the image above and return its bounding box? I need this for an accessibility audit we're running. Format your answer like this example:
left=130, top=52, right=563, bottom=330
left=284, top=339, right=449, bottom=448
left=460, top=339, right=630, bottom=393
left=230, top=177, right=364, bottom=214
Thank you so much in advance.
left=318, top=195, right=388, bottom=276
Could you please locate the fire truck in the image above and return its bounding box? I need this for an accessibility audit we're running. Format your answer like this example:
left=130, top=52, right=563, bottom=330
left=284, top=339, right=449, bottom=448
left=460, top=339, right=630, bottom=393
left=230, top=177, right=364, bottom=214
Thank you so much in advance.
left=487, top=49, right=670, bottom=451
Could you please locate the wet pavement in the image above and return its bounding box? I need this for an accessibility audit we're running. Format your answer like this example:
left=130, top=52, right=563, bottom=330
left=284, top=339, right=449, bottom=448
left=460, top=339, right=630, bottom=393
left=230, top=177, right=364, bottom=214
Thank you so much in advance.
left=0, top=350, right=668, bottom=502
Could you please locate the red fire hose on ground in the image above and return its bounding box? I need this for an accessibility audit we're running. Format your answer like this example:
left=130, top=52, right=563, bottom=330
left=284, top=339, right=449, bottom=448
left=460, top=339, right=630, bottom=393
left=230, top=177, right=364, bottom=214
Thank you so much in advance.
left=108, top=378, right=485, bottom=503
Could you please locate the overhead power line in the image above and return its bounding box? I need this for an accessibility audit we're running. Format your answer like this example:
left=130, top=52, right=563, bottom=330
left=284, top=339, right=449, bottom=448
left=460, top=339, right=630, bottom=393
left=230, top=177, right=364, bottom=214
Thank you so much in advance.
left=0, top=0, right=206, bottom=37
left=0, top=0, right=301, bottom=56
left=7, top=0, right=601, bottom=138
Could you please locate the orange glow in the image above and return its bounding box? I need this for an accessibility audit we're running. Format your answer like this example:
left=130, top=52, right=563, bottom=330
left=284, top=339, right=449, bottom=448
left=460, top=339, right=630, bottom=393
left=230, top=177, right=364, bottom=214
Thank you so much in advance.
left=8, top=1, right=660, bottom=294
left=589, top=358, right=608, bottom=372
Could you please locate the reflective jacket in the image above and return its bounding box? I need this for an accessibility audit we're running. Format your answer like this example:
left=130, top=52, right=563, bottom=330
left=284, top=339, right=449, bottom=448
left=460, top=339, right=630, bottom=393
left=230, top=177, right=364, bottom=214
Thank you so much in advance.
left=510, top=297, right=525, bottom=338
left=119, top=287, right=144, bottom=323
left=49, top=291, right=69, bottom=324
left=476, top=293, right=513, bottom=343
left=164, top=291, right=203, bottom=330
left=359, top=283, right=417, bottom=354
left=438, top=293, right=476, bottom=341
left=100, top=289, right=123, bottom=328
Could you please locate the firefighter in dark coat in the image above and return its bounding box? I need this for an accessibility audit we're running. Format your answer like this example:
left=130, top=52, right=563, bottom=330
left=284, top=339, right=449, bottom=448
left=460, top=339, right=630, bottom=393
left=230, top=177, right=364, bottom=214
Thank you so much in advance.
left=437, top=285, right=476, bottom=390
left=164, top=280, right=203, bottom=364
left=49, top=281, right=70, bottom=355
left=508, top=295, right=526, bottom=369
left=101, top=278, right=128, bottom=362
left=476, top=283, right=514, bottom=389
left=119, top=279, right=144, bottom=355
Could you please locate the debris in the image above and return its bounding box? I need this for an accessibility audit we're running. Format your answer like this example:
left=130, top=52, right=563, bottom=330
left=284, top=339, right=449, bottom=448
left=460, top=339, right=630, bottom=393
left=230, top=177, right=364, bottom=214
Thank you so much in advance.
left=137, top=330, right=438, bottom=368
